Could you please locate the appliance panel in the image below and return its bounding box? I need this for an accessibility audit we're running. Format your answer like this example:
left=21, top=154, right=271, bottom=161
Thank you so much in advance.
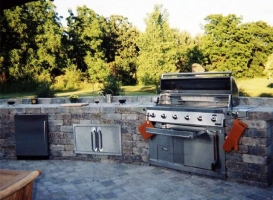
left=147, top=109, right=225, bottom=126
left=184, top=134, right=214, bottom=170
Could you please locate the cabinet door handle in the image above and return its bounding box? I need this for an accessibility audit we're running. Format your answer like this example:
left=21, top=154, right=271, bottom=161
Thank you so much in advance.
left=98, top=128, right=103, bottom=152
left=91, top=128, right=98, bottom=152
left=43, top=121, right=46, bottom=145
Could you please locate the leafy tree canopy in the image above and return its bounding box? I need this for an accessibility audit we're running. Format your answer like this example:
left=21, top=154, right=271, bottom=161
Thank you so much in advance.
left=202, top=14, right=273, bottom=78
left=137, top=4, right=178, bottom=90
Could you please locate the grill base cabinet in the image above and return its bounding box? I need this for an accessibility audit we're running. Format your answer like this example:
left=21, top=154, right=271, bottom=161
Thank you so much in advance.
left=14, top=114, right=49, bottom=158
left=149, top=133, right=226, bottom=179
left=73, top=124, right=121, bottom=155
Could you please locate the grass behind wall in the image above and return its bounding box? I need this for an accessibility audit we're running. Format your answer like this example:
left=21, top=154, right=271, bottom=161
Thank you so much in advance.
left=1, top=78, right=273, bottom=99
left=236, top=77, right=273, bottom=97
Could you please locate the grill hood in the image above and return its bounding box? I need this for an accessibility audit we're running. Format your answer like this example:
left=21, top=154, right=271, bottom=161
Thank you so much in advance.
left=158, top=71, right=239, bottom=109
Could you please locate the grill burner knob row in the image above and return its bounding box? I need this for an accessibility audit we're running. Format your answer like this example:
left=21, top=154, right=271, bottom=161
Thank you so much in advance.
left=184, top=115, right=190, bottom=120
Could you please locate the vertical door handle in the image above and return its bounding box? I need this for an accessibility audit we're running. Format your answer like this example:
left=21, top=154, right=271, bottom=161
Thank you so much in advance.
left=98, top=127, right=103, bottom=152
left=91, top=127, right=98, bottom=152
left=43, top=121, right=47, bottom=146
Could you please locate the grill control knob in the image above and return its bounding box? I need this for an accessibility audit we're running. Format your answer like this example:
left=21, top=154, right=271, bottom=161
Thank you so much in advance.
left=211, top=116, right=217, bottom=122
left=150, top=113, right=156, bottom=118
left=184, top=115, right=190, bottom=120
left=161, top=114, right=166, bottom=119
left=172, top=115, right=178, bottom=120
left=197, top=116, right=203, bottom=121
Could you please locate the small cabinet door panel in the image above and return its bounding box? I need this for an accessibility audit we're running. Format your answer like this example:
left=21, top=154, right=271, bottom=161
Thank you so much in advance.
left=149, top=135, right=174, bottom=162
left=98, top=126, right=121, bottom=154
left=184, top=134, right=215, bottom=170
left=74, top=126, right=93, bottom=152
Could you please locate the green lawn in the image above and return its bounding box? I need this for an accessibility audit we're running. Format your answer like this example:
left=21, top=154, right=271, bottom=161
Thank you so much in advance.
left=237, top=77, right=273, bottom=97
left=1, top=78, right=273, bottom=99
left=0, top=85, right=157, bottom=99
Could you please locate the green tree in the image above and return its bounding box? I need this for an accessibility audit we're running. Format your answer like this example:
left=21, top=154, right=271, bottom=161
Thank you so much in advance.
left=137, top=4, right=178, bottom=91
left=202, top=14, right=273, bottom=78
left=103, top=15, right=139, bottom=85
left=202, top=14, right=246, bottom=75
left=264, top=54, right=273, bottom=81
left=244, top=21, right=273, bottom=77
left=0, top=0, right=64, bottom=92
left=65, top=6, right=108, bottom=83
left=173, top=30, right=204, bottom=72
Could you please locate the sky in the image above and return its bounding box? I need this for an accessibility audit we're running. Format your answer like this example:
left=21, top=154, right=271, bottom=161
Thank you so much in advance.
left=53, top=0, right=273, bottom=36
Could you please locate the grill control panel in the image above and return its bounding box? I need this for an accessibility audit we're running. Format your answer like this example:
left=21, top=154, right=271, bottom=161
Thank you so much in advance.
left=147, top=109, right=225, bottom=127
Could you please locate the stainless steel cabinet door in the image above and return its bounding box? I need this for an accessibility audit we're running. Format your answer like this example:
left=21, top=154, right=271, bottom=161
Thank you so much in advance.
left=74, top=124, right=121, bottom=155
left=74, top=126, right=93, bottom=153
left=15, top=114, right=49, bottom=157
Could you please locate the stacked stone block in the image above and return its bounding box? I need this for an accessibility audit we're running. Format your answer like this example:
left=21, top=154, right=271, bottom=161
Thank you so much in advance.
left=1, top=96, right=273, bottom=187
left=225, top=110, right=273, bottom=187
left=0, top=103, right=149, bottom=165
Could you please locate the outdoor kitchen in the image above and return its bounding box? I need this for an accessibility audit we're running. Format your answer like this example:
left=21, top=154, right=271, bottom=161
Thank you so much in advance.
left=0, top=72, right=273, bottom=188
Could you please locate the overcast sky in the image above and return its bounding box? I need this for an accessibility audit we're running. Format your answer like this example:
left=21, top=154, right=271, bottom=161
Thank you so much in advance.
left=53, top=0, right=273, bottom=36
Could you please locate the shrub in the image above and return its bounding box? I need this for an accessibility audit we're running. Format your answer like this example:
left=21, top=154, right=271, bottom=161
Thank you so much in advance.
left=35, top=82, right=55, bottom=98
left=52, top=65, right=83, bottom=90
left=100, top=75, right=124, bottom=96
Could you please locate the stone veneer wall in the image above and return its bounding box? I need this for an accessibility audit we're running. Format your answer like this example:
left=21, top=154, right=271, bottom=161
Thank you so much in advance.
left=0, top=96, right=273, bottom=187
left=222, top=97, right=273, bottom=187
left=0, top=103, right=149, bottom=165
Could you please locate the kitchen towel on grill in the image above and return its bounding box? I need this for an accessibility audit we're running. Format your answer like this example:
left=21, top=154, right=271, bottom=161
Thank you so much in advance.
left=138, top=119, right=154, bottom=140
left=223, top=119, right=247, bottom=152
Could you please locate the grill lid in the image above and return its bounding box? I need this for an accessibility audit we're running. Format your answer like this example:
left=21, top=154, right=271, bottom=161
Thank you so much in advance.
left=158, top=71, right=239, bottom=109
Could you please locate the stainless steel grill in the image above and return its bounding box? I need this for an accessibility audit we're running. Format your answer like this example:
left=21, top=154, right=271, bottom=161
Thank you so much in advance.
left=146, top=71, right=244, bottom=179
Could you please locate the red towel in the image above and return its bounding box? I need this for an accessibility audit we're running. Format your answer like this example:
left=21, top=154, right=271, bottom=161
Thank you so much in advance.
left=138, top=119, right=154, bottom=140
left=223, top=119, right=247, bottom=152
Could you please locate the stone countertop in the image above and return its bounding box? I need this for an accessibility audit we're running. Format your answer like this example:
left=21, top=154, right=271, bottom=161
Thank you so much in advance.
left=1, top=102, right=273, bottom=112
left=1, top=96, right=273, bottom=115
left=0, top=102, right=154, bottom=115
left=0, top=102, right=154, bottom=108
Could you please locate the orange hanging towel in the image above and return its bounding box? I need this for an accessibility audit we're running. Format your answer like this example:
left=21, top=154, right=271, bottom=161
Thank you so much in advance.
left=223, top=119, right=247, bottom=152
left=138, top=119, right=154, bottom=140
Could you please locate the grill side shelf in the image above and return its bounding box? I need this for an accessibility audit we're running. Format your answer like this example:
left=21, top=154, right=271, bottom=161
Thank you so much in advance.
left=146, top=127, right=206, bottom=139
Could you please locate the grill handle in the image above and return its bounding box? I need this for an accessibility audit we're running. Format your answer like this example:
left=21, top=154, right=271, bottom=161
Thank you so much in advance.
left=161, top=71, right=232, bottom=78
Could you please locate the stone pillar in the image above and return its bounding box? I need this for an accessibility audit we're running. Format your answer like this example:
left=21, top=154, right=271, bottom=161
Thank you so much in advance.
left=225, top=111, right=273, bottom=187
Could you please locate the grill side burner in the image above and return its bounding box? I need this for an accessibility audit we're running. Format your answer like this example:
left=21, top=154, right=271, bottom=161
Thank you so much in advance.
left=146, top=71, right=241, bottom=179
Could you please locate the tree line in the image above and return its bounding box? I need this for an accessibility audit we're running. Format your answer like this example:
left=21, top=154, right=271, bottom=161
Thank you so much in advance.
left=1, top=0, right=273, bottom=93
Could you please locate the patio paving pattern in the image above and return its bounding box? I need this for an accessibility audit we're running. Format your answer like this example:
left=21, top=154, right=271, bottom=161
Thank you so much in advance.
left=1, top=160, right=273, bottom=200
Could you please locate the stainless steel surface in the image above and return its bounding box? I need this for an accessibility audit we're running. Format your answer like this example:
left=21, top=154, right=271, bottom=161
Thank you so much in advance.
left=149, top=129, right=226, bottom=179
left=146, top=71, right=241, bottom=179
left=106, top=94, right=112, bottom=103
left=146, top=127, right=206, bottom=138
left=147, top=109, right=225, bottom=126
left=158, top=71, right=239, bottom=109
left=99, top=89, right=113, bottom=103
left=74, top=124, right=122, bottom=155
left=14, top=114, right=49, bottom=157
